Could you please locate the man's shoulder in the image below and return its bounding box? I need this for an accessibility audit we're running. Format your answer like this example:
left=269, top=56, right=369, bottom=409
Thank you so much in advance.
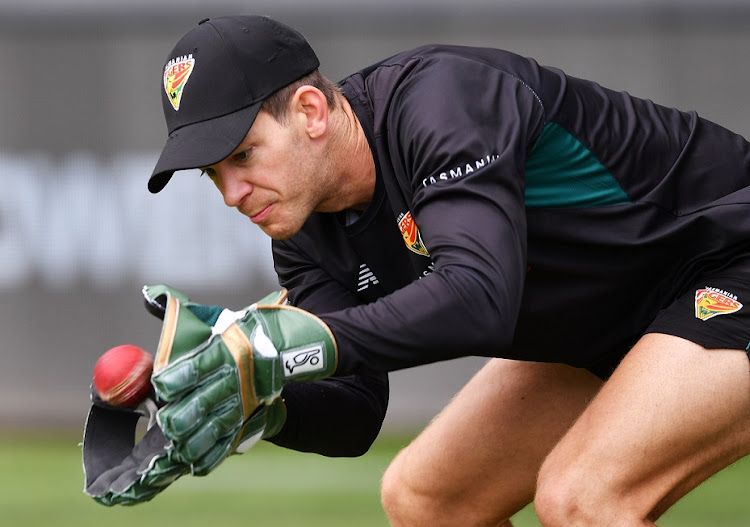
left=340, top=44, right=544, bottom=105
left=350, top=44, right=527, bottom=77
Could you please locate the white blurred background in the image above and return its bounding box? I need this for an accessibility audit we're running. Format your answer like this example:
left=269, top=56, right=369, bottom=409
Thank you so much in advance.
left=1, top=0, right=749, bottom=434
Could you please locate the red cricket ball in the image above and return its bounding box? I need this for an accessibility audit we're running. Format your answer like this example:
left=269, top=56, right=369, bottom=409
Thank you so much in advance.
left=93, top=344, right=154, bottom=407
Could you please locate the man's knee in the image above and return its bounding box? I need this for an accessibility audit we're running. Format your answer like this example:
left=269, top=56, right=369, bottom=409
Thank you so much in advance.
left=381, top=448, right=498, bottom=527
left=381, top=451, right=438, bottom=527
left=535, top=461, right=594, bottom=527
left=380, top=453, right=404, bottom=523
left=535, top=455, right=635, bottom=527
left=381, top=451, right=427, bottom=527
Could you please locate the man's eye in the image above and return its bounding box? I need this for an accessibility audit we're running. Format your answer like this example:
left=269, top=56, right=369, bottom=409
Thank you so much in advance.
left=234, top=149, right=250, bottom=162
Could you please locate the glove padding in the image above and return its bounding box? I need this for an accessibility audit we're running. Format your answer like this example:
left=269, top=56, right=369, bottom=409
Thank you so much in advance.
left=82, top=392, right=189, bottom=506
left=146, top=285, right=337, bottom=475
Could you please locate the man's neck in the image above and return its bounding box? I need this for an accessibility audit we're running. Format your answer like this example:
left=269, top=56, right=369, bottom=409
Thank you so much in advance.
left=334, top=96, right=376, bottom=213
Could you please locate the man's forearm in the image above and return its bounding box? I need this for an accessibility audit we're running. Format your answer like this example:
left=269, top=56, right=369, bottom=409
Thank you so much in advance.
left=268, top=373, right=389, bottom=457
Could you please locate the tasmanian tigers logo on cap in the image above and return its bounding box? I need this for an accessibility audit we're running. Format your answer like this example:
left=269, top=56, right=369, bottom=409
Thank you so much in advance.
left=695, top=286, right=743, bottom=321
left=397, top=211, right=429, bottom=257
left=163, top=54, right=195, bottom=111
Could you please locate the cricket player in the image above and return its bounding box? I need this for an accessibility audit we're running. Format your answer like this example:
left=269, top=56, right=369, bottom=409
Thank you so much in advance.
left=83, top=14, right=750, bottom=526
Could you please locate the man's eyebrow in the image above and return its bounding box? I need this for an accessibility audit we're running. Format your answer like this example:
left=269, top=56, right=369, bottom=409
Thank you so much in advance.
left=230, top=140, right=254, bottom=155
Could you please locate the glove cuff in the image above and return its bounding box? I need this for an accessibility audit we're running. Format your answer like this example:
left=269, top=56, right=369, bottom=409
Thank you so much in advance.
left=256, top=304, right=338, bottom=382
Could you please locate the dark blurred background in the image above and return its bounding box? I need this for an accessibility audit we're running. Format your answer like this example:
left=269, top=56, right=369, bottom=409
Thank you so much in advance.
left=1, top=0, right=749, bottom=434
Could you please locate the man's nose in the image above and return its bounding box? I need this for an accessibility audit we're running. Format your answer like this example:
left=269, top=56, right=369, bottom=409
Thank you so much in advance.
left=218, top=170, right=252, bottom=208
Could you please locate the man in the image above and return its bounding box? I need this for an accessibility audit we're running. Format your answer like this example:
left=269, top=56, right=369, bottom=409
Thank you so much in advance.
left=86, top=14, right=750, bottom=526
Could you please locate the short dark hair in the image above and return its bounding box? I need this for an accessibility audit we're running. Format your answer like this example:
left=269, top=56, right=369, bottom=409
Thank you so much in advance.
left=261, top=69, right=340, bottom=122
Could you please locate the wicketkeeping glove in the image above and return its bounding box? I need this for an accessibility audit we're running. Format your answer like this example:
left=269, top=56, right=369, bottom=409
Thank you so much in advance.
left=82, top=284, right=214, bottom=506
left=145, top=284, right=338, bottom=475
left=83, top=284, right=337, bottom=506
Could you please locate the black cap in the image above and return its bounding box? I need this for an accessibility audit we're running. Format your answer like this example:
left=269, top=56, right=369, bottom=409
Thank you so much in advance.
left=148, top=15, right=320, bottom=193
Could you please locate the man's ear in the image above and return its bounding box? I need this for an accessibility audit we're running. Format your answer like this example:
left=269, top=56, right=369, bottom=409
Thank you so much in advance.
left=291, top=86, right=329, bottom=139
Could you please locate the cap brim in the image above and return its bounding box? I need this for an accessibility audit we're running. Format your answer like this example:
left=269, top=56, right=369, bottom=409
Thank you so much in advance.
left=148, top=102, right=262, bottom=193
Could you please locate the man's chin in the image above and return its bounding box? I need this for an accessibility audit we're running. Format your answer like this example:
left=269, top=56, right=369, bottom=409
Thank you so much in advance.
left=259, top=223, right=298, bottom=241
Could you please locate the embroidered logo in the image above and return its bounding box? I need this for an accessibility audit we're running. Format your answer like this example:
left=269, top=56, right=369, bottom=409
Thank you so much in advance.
left=282, top=344, right=324, bottom=377
left=357, top=264, right=380, bottom=292
left=397, top=211, right=429, bottom=257
left=695, top=286, right=743, bottom=321
left=163, top=54, right=195, bottom=111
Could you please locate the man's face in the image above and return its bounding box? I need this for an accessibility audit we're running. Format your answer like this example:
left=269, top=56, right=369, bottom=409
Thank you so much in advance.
left=200, top=109, right=330, bottom=240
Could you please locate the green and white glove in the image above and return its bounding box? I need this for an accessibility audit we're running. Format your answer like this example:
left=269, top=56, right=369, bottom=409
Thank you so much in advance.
left=82, top=391, right=189, bottom=506
left=83, top=284, right=337, bottom=506
left=145, top=284, right=338, bottom=476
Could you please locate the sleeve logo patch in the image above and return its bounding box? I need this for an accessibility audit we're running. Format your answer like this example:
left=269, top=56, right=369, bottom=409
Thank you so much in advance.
left=282, top=344, right=325, bottom=377
left=163, top=54, right=195, bottom=111
left=397, top=211, right=430, bottom=257
left=695, top=287, right=743, bottom=321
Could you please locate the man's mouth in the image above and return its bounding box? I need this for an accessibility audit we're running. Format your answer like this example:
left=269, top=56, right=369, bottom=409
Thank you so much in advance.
left=249, top=204, right=273, bottom=223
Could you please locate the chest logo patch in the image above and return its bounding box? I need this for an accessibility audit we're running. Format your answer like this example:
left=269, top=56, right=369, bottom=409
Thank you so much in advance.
left=164, top=54, right=195, bottom=111
left=357, top=264, right=380, bottom=292
left=695, top=287, right=743, bottom=321
left=397, top=211, right=429, bottom=257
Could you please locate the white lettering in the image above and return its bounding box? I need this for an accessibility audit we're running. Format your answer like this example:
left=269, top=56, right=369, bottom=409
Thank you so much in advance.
left=705, top=286, right=738, bottom=301
left=420, top=262, right=436, bottom=278
left=165, top=54, right=193, bottom=70
left=0, top=151, right=276, bottom=291
left=423, top=153, right=499, bottom=188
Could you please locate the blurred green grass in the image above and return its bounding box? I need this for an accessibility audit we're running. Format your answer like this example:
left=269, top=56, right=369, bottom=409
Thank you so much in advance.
left=1, top=432, right=748, bottom=526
